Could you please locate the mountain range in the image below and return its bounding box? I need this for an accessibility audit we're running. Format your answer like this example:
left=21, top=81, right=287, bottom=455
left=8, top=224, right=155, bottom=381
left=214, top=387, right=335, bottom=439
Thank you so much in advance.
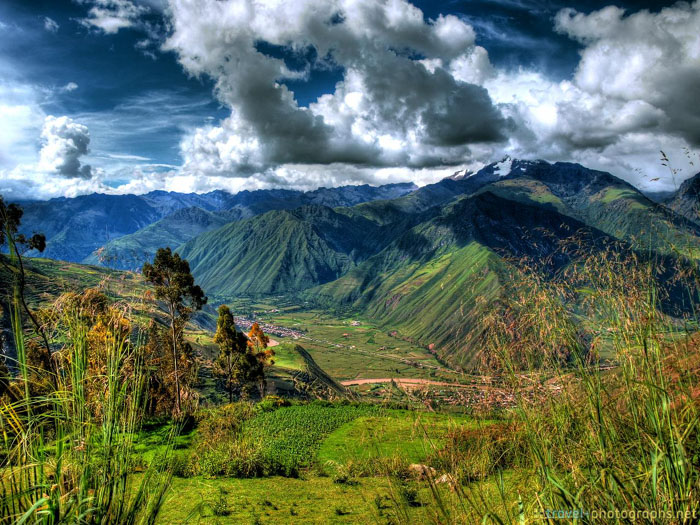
left=7, top=159, right=700, bottom=369
left=18, top=183, right=416, bottom=266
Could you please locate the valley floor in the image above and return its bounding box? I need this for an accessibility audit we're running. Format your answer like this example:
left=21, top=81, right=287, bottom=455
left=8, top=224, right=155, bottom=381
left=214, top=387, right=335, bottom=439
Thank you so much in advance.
left=220, top=302, right=467, bottom=382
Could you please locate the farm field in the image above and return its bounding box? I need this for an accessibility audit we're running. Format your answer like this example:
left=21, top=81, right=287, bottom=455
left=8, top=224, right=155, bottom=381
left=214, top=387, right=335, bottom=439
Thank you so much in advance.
left=241, top=305, right=463, bottom=382
left=142, top=404, right=516, bottom=524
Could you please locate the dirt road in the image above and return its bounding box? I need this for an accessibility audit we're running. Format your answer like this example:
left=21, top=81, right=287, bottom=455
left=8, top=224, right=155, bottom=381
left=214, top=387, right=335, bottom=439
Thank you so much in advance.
left=340, top=377, right=479, bottom=389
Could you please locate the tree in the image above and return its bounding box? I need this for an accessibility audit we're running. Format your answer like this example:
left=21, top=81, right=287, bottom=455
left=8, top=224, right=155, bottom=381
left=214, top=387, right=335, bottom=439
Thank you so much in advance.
left=141, top=320, right=199, bottom=416
left=142, top=247, right=206, bottom=415
left=0, top=195, right=51, bottom=354
left=0, top=196, right=50, bottom=388
left=213, top=305, right=249, bottom=402
left=247, top=322, right=275, bottom=396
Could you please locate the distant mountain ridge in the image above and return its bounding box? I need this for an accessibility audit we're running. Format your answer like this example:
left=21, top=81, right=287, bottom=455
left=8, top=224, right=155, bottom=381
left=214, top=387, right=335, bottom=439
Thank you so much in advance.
left=16, top=182, right=416, bottom=265
left=171, top=158, right=700, bottom=369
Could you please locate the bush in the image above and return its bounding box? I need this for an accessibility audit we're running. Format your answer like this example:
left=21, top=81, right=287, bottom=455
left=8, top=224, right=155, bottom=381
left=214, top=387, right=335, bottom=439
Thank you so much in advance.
left=257, top=394, right=290, bottom=412
left=190, top=437, right=267, bottom=477
left=185, top=402, right=261, bottom=477
left=195, top=402, right=258, bottom=440
left=427, top=422, right=524, bottom=481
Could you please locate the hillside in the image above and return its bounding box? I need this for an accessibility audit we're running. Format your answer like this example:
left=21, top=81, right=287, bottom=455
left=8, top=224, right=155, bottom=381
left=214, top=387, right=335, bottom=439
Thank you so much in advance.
left=78, top=183, right=416, bottom=270
left=11, top=160, right=700, bottom=372
left=83, top=206, right=231, bottom=270
left=667, top=172, right=700, bottom=225
left=178, top=205, right=390, bottom=299
left=310, top=191, right=616, bottom=369
left=16, top=190, right=244, bottom=263
left=483, top=160, right=700, bottom=254
left=269, top=343, right=351, bottom=399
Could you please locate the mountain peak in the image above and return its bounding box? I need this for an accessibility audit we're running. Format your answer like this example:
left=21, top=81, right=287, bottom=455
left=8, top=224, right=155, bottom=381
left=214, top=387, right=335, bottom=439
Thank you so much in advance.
left=448, top=168, right=473, bottom=180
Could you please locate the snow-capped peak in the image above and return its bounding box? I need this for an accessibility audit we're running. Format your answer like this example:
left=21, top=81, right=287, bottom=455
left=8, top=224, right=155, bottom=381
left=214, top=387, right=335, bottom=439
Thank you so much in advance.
left=494, top=156, right=513, bottom=177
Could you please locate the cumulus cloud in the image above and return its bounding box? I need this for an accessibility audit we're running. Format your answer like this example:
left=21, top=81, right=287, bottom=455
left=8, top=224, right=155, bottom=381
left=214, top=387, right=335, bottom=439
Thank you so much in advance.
left=0, top=114, right=107, bottom=199
left=162, top=0, right=699, bottom=194
left=3, top=0, right=700, bottom=199
left=38, top=116, right=96, bottom=179
left=43, top=17, right=59, bottom=33
left=79, top=0, right=148, bottom=34
left=61, top=82, right=79, bottom=92
left=555, top=2, right=700, bottom=147
left=165, top=0, right=507, bottom=179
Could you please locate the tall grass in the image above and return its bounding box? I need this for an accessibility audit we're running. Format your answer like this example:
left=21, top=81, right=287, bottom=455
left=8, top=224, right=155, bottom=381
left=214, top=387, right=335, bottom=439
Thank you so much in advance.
left=389, top=241, right=700, bottom=524
left=1, top=234, right=174, bottom=523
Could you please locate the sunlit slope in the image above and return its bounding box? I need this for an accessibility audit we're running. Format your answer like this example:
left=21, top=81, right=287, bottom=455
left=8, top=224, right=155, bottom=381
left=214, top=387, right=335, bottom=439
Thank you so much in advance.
left=0, top=255, right=146, bottom=308
left=484, top=161, right=700, bottom=255
left=311, top=191, right=614, bottom=368
left=178, top=205, right=388, bottom=299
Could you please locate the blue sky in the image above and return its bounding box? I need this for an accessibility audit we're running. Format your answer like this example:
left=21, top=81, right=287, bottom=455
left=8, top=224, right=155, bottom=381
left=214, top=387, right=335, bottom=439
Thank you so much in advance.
left=0, top=0, right=698, bottom=199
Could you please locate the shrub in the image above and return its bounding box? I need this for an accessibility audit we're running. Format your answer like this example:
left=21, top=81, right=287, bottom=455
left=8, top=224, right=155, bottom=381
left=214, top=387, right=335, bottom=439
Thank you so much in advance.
left=195, top=402, right=258, bottom=440
left=186, top=402, right=262, bottom=477
left=191, top=437, right=266, bottom=477
left=257, top=394, right=290, bottom=412
left=427, top=422, right=524, bottom=481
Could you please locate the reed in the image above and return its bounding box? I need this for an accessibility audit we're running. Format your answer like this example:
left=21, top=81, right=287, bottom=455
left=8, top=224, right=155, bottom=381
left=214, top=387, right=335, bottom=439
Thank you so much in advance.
left=1, top=231, right=174, bottom=524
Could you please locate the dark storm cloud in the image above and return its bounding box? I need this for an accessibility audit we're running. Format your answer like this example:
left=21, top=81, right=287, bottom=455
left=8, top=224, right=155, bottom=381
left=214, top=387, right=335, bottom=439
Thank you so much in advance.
left=167, top=0, right=508, bottom=176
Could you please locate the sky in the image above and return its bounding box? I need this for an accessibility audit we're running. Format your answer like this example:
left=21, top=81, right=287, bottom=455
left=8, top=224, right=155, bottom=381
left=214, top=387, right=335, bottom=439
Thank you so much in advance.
left=0, top=0, right=698, bottom=200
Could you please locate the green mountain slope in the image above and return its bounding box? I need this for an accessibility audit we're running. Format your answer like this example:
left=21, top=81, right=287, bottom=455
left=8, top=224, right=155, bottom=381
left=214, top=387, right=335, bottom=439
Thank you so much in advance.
left=178, top=206, right=387, bottom=299
left=83, top=206, right=230, bottom=270
left=483, top=160, right=700, bottom=255
left=310, top=191, right=616, bottom=369
left=667, top=172, right=700, bottom=225
left=83, top=183, right=417, bottom=271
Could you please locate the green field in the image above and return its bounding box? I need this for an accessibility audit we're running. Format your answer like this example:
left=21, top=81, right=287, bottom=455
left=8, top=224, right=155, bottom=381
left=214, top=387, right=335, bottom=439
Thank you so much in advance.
left=141, top=404, right=497, bottom=524
left=156, top=475, right=427, bottom=524
left=250, top=308, right=459, bottom=382
left=318, top=410, right=473, bottom=466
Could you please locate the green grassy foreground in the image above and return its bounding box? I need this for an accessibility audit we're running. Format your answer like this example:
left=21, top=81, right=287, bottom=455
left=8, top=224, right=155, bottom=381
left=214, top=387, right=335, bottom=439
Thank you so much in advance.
left=156, top=476, right=424, bottom=524
left=126, top=403, right=497, bottom=524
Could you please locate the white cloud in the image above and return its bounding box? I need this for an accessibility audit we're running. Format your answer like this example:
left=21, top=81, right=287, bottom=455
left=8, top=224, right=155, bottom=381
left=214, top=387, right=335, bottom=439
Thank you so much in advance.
left=109, top=162, right=458, bottom=196
left=62, top=82, right=79, bottom=92
left=79, top=0, right=149, bottom=34
left=555, top=2, right=700, bottom=147
left=106, top=153, right=152, bottom=161
left=165, top=0, right=506, bottom=179
left=0, top=79, right=46, bottom=171
left=43, top=17, right=59, bottom=33
left=3, top=0, right=700, bottom=199
left=163, top=0, right=699, bottom=194
left=38, top=115, right=96, bottom=179
left=0, top=165, right=108, bottom=200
